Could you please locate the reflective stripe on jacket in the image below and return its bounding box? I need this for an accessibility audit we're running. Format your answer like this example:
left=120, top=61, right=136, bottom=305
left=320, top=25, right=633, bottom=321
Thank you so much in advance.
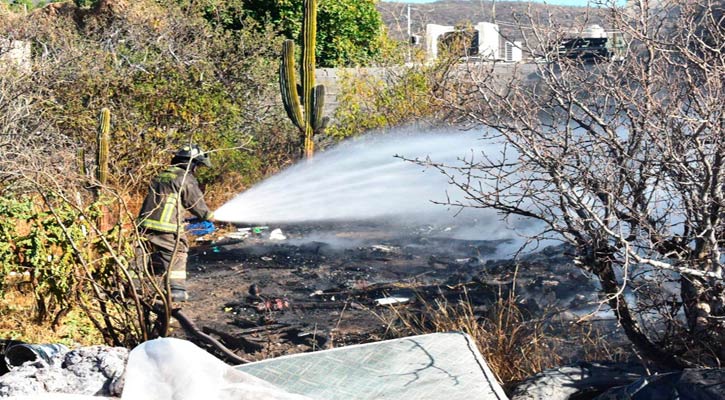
left=137, top=166, right=213, bottom=233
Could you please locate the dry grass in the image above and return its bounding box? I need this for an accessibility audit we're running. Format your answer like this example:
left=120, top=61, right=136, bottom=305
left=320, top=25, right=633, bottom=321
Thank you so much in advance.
left=377, top=287, right=560, bottom=385
left=0, top=288, right=104, bottom=347
left=376, top=285, right=623, bottom=387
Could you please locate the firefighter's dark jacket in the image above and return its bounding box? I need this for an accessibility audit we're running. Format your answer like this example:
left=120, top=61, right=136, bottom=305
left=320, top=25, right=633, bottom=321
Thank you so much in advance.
left=137, top=166, right=213, bottom=233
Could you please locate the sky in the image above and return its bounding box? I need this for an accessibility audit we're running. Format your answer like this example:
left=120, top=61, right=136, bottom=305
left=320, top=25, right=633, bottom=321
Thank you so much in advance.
left=383, top=0, right=619, bottom=6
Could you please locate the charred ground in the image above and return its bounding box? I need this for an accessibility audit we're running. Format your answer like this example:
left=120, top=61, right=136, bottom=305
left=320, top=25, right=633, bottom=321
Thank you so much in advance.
left=172, top=221, right=627, bottom=367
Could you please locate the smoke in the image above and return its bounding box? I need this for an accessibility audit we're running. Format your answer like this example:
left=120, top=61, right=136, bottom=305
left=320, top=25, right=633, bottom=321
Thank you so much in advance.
left=215, top=127, right=542, bottom=247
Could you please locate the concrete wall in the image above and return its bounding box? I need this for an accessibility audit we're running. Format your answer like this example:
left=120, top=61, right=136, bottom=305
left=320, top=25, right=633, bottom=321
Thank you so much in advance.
left=316, top=63, right=540, bottom=117
left=315, top=67, right=402, bottom=117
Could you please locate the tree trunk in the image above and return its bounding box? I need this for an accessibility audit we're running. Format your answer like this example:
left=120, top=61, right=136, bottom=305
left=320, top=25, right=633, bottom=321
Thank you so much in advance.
left=594, top=257, right=686, bottom=369
left=681, top=273, right=725, bottom=362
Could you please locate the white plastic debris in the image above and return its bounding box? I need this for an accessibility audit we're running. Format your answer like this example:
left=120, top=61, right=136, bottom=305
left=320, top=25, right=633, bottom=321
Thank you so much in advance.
left=374, top=297, right=410, bottom=306
left=121, top=338, right=312, bottom=400
left=269, top=229, right=287, bottom=241
left=226, top=231, right=250, bottom=239
left=371, top=245, right=393, bottom=252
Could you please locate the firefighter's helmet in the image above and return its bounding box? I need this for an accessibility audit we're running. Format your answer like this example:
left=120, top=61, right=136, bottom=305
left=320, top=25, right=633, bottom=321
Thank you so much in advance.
left=174, top=144, right=211, bottom=167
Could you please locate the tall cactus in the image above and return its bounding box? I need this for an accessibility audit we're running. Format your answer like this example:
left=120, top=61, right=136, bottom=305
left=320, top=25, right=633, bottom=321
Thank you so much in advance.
left=92, top=108, right=112, bottom=230
left=280, top=0, right=328, bottom=160
left=96, top=108, right=110, bottom=187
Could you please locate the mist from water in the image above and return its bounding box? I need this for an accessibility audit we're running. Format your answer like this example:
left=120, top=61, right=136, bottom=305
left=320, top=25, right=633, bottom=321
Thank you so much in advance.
left=214, top=127, right=538, bottom=245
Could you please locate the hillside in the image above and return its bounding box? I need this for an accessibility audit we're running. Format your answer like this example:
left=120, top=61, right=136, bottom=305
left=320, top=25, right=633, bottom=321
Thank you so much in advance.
left=378, top=0, right=608, bottom=40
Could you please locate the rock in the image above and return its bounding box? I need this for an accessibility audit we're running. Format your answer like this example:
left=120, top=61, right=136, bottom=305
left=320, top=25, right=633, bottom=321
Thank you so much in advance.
left=510, top=362, right=646, bottom=400
left=594, top=368, right=725, bottom=400
left=0, top=345, right=128, bottom=398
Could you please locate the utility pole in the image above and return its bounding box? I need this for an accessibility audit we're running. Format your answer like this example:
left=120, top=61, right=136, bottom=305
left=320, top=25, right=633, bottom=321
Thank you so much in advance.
left=407, top=3, right=412, bottom=63
left=491, top=0, right=496, bottom=23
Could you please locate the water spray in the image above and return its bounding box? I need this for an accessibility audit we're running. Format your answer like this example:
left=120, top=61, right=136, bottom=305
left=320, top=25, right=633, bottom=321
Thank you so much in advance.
left=214, top=128, right=539, bottom=246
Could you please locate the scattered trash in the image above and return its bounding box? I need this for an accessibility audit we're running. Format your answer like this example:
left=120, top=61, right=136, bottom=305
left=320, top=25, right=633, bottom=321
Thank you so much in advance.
left=185, top=219, right=216, bottom=236
left=226, top=231, right=250, bottom=240
left=373, top=297, right=410, bottom=306
left=371, top=245, right=395, bottom=253
left=254, top=298, right=290, bottom=313
left=231, top=226, right=269, bottom=237
left=248, top=284, right=260, bottom=297
left=0, top=340, right=23, bottom=375
left=4, top=343, right=69, bottom=369
left=269, top=229, right=287, bottom=241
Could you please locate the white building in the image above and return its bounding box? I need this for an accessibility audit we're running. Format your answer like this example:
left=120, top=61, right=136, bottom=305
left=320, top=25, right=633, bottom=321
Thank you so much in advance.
left=474, top=22, right=500, bottom=60
left=425, top=22, right=501, bottom=61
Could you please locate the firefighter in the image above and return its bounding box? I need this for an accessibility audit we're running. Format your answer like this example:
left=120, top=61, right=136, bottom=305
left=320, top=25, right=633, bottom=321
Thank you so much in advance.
left=136, top=144, right=215, bottom=302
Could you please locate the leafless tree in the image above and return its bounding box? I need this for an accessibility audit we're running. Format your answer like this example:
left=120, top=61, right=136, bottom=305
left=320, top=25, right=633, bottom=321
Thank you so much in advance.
left=426, top=0, right=724, bottom=368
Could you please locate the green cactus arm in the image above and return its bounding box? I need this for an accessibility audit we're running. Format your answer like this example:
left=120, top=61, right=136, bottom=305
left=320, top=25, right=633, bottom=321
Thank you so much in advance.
left=301, top=0, right=316, bottom=128
left=311, top=84, right=326, bottom=131
left=280, top=40, right=304, bottom=131
left=78, top=148, right=87, bottom=177
left=96, top=108, right=110, bottom=186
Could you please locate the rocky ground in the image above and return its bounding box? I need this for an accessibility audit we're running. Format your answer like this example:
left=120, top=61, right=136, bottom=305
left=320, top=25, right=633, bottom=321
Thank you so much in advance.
left=172, top=220, right=626, bottom=364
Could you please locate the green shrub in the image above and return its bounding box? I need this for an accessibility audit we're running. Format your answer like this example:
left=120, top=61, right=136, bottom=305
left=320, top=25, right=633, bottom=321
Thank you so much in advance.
left=328, top=64, right=447, bottom=139
left=0, top=196, right=99, bottom=320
